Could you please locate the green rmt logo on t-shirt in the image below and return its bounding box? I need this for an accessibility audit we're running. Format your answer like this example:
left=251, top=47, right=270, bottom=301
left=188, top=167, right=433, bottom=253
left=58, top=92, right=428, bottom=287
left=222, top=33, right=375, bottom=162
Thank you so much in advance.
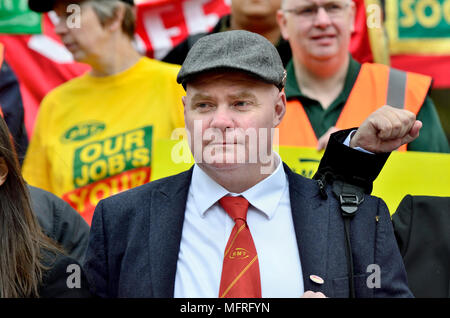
left=61, top=121, right=106, bottom=143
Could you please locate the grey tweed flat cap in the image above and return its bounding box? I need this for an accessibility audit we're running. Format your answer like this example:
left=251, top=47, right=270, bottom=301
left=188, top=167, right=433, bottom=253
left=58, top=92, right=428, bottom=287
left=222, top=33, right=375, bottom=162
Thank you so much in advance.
left=177, top=30, right=286, bottom=90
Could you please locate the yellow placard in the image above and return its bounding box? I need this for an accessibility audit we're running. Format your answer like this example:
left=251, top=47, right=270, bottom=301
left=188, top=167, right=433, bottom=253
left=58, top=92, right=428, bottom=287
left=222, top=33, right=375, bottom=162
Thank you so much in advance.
left=151, top=139, right=450, bottom=214
left=372, top=150, right=450, bottom=213
left=151, top=139, right=194, bottom=181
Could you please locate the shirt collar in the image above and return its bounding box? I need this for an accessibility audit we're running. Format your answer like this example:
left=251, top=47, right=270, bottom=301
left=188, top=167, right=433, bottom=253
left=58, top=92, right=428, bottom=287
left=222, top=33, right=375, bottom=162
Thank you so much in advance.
left=190, top=153, right=287, bottom=220
left=190, top=165, right=229, bottom=218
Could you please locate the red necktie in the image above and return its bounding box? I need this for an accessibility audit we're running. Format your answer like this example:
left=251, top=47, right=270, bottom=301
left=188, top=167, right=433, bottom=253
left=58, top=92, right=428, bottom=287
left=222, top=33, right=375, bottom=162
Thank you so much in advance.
left=218, top=196, right=261, bottom=298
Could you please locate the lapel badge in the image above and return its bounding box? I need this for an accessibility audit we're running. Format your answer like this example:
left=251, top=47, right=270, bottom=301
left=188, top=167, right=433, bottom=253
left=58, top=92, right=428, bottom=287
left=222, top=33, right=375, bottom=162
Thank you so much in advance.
left=309, top=275, right=324, bottom=285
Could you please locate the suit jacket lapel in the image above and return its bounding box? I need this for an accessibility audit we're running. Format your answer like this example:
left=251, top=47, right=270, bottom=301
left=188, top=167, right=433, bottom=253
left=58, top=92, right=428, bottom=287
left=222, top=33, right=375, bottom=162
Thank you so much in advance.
left=148, top=167, right=193, bottom=297
left=284, top=163, right=330, bottom=294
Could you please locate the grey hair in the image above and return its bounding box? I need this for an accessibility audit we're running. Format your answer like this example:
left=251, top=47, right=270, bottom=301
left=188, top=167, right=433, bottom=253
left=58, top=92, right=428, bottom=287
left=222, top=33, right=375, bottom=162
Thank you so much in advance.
left=85, top=0, right=135, bottom=39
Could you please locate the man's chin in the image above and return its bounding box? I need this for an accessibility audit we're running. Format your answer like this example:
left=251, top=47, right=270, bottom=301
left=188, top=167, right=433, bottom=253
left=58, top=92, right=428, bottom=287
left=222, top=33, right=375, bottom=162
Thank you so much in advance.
left=199, top=158, right=247, bottom=172
left=210, top=162, right=246, bottom=170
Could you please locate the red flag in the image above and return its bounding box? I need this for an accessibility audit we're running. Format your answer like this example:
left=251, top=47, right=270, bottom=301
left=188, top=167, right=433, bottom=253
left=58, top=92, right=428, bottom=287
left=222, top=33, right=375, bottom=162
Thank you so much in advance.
left=135, top=0, right=230, bottom=59
left=0, top=14, right=90, bottom=137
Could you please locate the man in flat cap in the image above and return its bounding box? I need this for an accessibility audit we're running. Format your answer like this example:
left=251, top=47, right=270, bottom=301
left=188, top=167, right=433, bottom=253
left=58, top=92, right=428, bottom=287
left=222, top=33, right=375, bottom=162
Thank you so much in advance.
left=23, top=0, right=186, bottom=224
left=84, top=30, right=415, bottom=298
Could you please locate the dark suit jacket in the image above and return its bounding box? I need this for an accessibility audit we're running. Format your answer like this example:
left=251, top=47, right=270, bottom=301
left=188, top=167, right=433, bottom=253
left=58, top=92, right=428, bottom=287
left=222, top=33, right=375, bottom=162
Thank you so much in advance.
left=392, top=195, right=450, bottom=298
left=83, top=163, right=412, bottom=298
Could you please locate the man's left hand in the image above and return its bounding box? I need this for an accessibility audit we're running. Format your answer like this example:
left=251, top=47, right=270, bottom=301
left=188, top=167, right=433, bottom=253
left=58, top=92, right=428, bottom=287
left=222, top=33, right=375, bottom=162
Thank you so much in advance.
left=350, top=105, right=422, bottom=153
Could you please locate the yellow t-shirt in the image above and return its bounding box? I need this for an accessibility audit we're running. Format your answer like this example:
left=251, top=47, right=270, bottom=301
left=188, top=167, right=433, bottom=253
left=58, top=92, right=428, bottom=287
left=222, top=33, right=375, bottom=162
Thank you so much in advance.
left=23, top=57, right=185, bottom=225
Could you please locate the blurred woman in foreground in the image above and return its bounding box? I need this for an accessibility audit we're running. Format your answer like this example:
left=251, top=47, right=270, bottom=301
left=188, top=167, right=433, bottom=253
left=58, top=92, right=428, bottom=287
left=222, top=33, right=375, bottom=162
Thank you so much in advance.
left=0, top=116, right=90, bottom=297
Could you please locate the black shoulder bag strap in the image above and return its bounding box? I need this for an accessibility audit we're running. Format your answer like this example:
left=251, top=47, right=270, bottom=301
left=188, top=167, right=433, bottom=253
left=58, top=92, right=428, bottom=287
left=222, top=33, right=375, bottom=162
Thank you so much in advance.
left=332, top=180, right=365, bottom=298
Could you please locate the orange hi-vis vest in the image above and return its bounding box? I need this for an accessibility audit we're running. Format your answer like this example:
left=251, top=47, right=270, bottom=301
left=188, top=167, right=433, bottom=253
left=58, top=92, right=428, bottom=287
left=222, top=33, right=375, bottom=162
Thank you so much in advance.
left=278, top=63, right=432, bottom=151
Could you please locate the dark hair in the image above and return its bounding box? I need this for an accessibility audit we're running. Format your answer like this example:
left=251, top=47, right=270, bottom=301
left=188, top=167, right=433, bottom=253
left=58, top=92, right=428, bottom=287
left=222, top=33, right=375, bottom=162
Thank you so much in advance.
left=0, top=116, right=62, bottom=297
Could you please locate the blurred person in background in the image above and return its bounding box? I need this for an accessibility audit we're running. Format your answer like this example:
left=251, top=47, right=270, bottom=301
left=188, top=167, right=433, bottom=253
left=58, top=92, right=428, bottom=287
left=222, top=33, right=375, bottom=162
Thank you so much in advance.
left=0, top=115, right=90, bottom=297
left=162, top=0, right=292, bottom=66
left=162, top=0, right=387, bottom=68
left=0, top=44, right=28, bottom=164
left=276, top=0, right=449, bottom=152
left=1, top=43, right=89, bottom=263
left=23, top=0, right=186, bottom=225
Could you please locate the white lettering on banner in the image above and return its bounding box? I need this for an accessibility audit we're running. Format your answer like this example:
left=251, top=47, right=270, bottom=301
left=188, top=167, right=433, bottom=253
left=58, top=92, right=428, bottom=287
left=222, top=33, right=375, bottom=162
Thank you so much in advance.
left=47, top=10, right=59, bottom=26
left=0, top=0, right=13, bottom=11
left=28, top=34, right=75, bottom=63
left=0, top=0, right=29, bottom=11
left=142, top=4, right=181, bottom=60
left=19, top=0, right=28, bottom=11
left=182, top=0, right=220, bottom=34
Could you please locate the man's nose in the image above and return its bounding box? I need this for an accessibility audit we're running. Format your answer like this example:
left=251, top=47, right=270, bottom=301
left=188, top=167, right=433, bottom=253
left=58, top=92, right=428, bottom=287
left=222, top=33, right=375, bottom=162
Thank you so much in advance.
left=209, top=107, right=235, bottom=131
left=313, top=7, right=332, bottom=28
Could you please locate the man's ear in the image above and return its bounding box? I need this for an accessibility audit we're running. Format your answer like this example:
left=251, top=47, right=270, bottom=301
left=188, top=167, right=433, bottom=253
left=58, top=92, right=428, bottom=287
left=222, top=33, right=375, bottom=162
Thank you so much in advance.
left=182, top=95, right=187, bottom=113
left=273, top=90, right=287, bottom=127
left=106, top=3, right=126, bottom=32
left=182, top=95, right=189, bottom=127
left=349, top=0, right=356, bottom=33
left=276, top=9, right=290, bottom=41
left=0, top=158, right=8, bottom=186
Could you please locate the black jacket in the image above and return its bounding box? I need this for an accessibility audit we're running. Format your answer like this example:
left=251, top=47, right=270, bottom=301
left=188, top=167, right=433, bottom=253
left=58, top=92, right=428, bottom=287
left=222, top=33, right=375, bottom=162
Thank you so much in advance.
left=0, top=60, right=28, bottom=164
left=392, top=195, right=450, bottom=297
left=39, top=250, right=92, bottom=298
left=28, top=185, right=90, bottom=263
left=313, top=129, right=390, bottom=194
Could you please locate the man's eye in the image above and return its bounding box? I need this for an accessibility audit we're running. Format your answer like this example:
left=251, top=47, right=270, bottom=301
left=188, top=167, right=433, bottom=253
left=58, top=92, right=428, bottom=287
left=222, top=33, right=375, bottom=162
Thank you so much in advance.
left=299, top=7, right=316, bottom=15
left=194, top=103, right=212, bottom=111
left=325, top=3, right=342, bottom=12
left=234, top=101, right=251, bottom=107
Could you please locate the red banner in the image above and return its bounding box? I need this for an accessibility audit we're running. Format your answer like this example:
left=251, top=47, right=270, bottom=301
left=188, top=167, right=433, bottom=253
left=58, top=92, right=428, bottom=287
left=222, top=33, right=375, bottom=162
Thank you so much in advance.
left=136, top=0, right=230, bottom=59
left=0, top=13, right=90, bottom=138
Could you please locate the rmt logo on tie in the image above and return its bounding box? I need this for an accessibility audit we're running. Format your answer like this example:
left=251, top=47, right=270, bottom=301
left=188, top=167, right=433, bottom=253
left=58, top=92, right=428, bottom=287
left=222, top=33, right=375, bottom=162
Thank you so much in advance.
left=229, top=248, right=250, bottom=260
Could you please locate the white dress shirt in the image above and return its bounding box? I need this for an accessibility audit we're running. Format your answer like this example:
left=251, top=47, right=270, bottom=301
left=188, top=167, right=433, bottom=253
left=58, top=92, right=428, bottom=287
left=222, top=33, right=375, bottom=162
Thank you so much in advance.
left=174, top=153, right=304, bottom=297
